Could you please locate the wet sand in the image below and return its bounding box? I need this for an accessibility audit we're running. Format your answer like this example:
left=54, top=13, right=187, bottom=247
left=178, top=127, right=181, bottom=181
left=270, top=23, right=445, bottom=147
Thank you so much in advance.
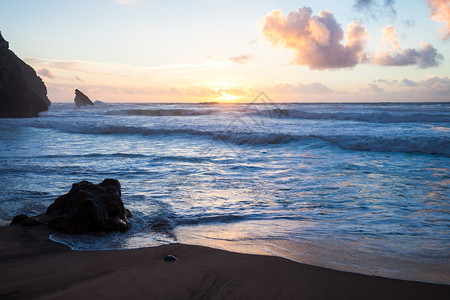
left=0, top=225, right=449, bottom=299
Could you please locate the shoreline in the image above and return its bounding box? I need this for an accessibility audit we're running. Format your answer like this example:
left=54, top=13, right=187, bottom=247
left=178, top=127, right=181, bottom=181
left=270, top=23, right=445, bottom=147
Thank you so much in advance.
left=1, top=225, right=449, bottom=299
left=174, top=223, right=450, bottom=286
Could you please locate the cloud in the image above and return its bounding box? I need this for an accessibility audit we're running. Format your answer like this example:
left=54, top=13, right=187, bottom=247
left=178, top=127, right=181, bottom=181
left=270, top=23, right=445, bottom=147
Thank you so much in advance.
left=379, top=26, right=400, bottom=51
left=374, top=26, right=443, bottom=68
left=410, top=77, right=450, bottom=97
left=367, top=83, right=384, bottom=93
left=52, top=61, right=82, bottom=70
left=26, top=58, right=83, bottom=71
left=229, top=54, right=252, bottom=64
left=270, top=82, right=333, bottom=94
left=22, top=57, right=233, bottom=102
left=361, top=79, right=450, bottom=101
left=374, top=76, right=450, bottom=98
left=420, top=76, right=450, bottom=95
left=401, top=79, right=418, bottom=87
left=427, top=0, right=450, bottom=39
left=37, top=68, right=54, bottom=78
left=259, top=7, right=370, bottom=69
left=401, top=19, right=415, bottom=27
left=118, top=86, right=219, bottom=97
left=375, top=79, right=397, bottom=86
left=353, top=0, right=397, bottom=19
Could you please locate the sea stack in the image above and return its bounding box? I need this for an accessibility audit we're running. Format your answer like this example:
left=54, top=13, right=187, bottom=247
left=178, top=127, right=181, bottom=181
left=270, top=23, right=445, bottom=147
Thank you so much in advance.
left=0, top=31, right=51, bottom=118
left=74, top=89, right=94, bottom=107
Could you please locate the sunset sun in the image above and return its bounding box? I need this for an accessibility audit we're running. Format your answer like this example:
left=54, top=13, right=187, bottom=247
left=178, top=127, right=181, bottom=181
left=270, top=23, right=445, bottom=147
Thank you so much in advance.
left=219, top=92, right=237, bottom=102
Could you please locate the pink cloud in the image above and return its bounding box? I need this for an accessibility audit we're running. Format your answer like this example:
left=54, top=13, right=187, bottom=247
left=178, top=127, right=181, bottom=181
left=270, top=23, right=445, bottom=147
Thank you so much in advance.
left=373, top=76, right=450, bottom=101
left=270, top=82, right=333, bottom=95
left=427, top=0, right=450, bottom=40
left=229, top=54, right=252, bottom=65
left=367, top=83, right=384, bottom=93
left=379, top=26, right=400, bottom=51
left=37, top=68, right=54, bottom=78
left=420, top=76, right=450, bottom=95
left=259, top=7, right=370, bottom=69
left=374, top=26, right=443, bottom=68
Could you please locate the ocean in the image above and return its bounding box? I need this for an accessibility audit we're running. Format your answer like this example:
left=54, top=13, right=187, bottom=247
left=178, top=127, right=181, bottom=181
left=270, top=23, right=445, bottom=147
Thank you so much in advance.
left=0, top=101, right=448, bottom=284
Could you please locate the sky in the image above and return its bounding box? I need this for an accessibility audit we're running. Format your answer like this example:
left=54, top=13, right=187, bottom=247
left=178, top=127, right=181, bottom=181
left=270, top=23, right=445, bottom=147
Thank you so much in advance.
left=1, top=0, right=449, bottom=103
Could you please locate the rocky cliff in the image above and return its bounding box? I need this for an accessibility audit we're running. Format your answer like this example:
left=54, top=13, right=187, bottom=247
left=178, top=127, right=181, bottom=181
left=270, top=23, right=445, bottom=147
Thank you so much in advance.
left=0, top=38, right=51, bottom=118
left=74, top=89, right=94, bottom=107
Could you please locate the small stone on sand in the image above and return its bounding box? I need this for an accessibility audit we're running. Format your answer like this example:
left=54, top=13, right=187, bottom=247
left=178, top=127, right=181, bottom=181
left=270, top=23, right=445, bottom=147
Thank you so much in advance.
left=164, top=255, right=177, bottom=262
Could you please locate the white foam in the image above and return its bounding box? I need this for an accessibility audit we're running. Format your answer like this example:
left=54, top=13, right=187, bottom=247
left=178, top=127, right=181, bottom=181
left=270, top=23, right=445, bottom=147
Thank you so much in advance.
left=252, top=109, right=450, bottom=123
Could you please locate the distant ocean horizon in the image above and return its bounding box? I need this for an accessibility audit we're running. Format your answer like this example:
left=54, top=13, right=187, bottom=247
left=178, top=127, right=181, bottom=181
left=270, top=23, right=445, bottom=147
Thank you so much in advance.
left=53, top=100, right=450, bottom=104
left=0, top=101, right=448, bottom=284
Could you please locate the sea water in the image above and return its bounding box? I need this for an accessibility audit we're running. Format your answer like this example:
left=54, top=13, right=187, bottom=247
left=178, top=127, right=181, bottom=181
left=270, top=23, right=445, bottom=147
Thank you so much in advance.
left=0, top=101, right=448, bottom=284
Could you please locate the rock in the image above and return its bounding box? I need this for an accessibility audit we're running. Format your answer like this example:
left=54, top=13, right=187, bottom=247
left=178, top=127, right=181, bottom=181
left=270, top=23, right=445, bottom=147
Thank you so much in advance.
left=0, top=32, right=51, bottom=118
left=45, top=179, right=132, bottom=233
left=164, top=255, right=177, bottom=262
left=74, top=89, right=94, bottom=107
left=151, top=219, right=176, bottom=239
left=0, top=31, right=9, bottom=49
left=10, top=214, right=42, bottom=227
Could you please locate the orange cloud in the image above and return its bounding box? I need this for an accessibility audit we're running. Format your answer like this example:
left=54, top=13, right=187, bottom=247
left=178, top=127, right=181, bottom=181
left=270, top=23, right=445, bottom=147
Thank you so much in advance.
left=259, top=7, right=370, bottom=69
left=374, top=26, right=443, bottom=68
left=427, top=0, right=450, bottom=39
left=379, top=26, right=400, bottom=52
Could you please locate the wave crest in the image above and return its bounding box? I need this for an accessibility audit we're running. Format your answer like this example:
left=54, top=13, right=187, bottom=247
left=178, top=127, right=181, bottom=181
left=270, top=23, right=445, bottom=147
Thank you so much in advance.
left=115, top=109, right=216, bottom=117
left=74, top=125, right=449, bottom=156
left=251, top=109, right=450, bottom=123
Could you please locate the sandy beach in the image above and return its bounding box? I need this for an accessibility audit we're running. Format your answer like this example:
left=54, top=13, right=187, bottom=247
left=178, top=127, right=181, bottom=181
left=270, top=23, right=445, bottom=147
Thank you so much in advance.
left=0, top=225, right=448, bottom=299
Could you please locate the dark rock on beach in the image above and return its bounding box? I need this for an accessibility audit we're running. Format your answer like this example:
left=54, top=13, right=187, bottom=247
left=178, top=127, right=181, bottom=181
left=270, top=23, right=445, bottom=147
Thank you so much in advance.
left=10, top=214, right=42, bottom=227
left=0, top=31, right=51, bottom=118
left=74, top=89, right=94, bottom=107
left=45, top=179, right=132, bottom=233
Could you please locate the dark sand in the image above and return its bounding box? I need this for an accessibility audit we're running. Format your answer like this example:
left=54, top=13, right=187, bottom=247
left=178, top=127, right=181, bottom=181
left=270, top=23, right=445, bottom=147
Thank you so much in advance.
left=1, top=225, right=449, bottom=299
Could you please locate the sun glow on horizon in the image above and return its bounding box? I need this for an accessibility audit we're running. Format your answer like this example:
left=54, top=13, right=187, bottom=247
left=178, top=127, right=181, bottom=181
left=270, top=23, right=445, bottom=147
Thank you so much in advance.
left=208, top=81, right=246, bottom=102
left=218, top=92, right=238, bottom=102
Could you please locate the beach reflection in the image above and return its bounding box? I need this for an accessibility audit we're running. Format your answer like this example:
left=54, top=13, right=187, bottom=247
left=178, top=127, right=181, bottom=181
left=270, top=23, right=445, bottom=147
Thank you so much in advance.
left=176, top=220, right=450, bottom=285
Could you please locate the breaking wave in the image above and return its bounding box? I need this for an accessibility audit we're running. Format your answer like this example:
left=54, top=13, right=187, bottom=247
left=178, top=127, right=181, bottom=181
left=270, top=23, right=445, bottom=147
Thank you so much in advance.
left=24, top=122, right=449, bottom=156
left=250, top=109, right=450, bottom=123
left=113, top=108, right=217, bottom=117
